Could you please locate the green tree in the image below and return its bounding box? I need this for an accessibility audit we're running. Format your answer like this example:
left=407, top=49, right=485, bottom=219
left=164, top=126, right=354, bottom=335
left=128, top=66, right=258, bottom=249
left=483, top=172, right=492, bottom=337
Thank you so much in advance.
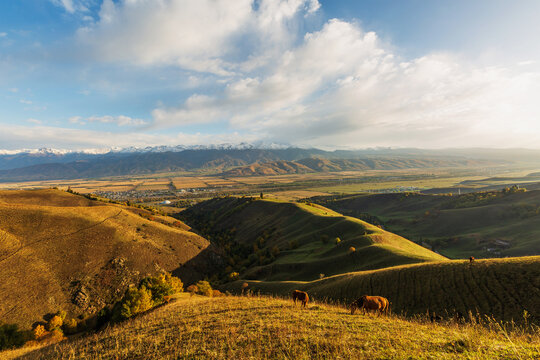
left=195, top=280, right=213, bottom=297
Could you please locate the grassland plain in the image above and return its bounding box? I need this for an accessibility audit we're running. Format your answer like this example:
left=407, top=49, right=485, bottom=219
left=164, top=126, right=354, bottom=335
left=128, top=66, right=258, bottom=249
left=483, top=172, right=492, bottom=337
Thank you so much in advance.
left=0, top=189, right=217, bottom=328
left=2, top=295, right=538, bottom=360
left=224, top=256, right=540, bottom=325
left=180, top=197, right=445, bottom=282
left=310, top=190, right=540, bottom=258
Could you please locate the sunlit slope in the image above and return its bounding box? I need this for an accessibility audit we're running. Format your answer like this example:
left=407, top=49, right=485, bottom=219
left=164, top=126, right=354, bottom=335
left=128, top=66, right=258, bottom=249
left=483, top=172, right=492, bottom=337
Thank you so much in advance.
left=181, top=197, right=445, bottom=281
left=6, top=295, right=538, bottom=360
left=225, top=256, right=540, bottom=324
left=311, top=191, right=540, bottom=258
left=0, top=189, right=213, bottom=328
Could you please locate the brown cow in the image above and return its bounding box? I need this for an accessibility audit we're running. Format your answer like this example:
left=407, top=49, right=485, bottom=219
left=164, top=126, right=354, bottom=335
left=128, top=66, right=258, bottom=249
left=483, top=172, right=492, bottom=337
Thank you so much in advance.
left=350, top=295, right=389, bottom=316
left=291, top=290, right=309, bottom=308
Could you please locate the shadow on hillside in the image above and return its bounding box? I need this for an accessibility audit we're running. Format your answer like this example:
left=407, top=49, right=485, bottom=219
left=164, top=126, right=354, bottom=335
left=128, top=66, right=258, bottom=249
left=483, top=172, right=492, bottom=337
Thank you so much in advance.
left=172, top=243, right=225, bottom=285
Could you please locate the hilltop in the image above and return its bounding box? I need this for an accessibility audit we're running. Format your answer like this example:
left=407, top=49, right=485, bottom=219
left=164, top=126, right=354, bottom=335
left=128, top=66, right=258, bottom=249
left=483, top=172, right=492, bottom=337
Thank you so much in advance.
left=0, top=189, right=218, bottom=328
left=309, top=190, right=540, bottom=258
left=4, top=295, right=538, bottom=359
left=180, top=197, right=445, bottom=282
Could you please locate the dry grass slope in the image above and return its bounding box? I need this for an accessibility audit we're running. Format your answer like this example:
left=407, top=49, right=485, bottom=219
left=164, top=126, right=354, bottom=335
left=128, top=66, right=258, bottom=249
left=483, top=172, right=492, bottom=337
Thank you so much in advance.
left=0, top=189, right=213, bottom=328
left=3, top=295, right=538, bottom=360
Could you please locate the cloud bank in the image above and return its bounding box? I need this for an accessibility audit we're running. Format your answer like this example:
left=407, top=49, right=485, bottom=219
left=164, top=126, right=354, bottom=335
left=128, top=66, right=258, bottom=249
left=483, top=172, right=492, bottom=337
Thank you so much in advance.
left=8, top=0, right=540, bottom=150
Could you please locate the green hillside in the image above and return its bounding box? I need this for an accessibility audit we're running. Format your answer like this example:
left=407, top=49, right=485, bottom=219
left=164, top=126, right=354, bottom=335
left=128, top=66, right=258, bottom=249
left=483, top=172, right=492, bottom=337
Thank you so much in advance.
left=4, top=295, right=537, bottom=360
left=224, top=256, right=540, bottom=325
left=310, top=190, right=540, bottom=258
left=180, top=197, right=445, bottom=282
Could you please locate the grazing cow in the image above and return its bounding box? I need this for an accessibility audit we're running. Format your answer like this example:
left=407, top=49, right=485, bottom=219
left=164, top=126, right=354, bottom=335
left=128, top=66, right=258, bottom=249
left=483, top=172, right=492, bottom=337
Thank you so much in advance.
left=291, top=290, right=309, bottom=308
left=469, top=256, right=475, bottom=263
left=350, top=295, right=389, bottom=316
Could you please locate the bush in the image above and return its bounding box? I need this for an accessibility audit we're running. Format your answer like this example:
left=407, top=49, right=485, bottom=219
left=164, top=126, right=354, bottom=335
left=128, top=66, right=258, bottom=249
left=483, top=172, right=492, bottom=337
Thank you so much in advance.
left=348, top=246, right=356, bottom=253
left=46, top=315, right=63, bottom=331
left=335, top=237, right=341, bottom=245
left=0, top=323, right=29, bottom=350
left=195, top=280, right=213, bottom=297
left=187, top=285, right=198, bottom=296
left=212, top=289, right=224, bottom=297
left=139, top=273, right=183, bottom=304
left=33, top=324, right=46, bottom=340
left=228, top=272, right=240, bottom=281
left=113, top=286, right=154, bottom=322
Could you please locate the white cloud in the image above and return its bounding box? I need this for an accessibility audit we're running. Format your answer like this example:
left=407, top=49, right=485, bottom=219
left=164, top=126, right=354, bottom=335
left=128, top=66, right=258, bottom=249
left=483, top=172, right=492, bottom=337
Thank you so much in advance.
left=76, top=0, right=320, bottom=75
left=69, top=115, right=147, bottom=127
left=0, top=32, right=7, bottom=38
left=26, top=118, right=42, bottom=125
left=0, top=124, right=257, bottom=150
left=87, top=115, right=147, bottom=127
left=150, top=18, right=540, bottom=148
left=14, top=1, right=540, bottom=149
left=50, top=0, right=89, bottom=14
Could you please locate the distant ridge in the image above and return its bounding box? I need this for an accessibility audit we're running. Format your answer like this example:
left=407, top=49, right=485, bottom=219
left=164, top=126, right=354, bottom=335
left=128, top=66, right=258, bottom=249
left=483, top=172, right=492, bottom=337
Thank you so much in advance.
left=221, top=157, right=496, bottom=176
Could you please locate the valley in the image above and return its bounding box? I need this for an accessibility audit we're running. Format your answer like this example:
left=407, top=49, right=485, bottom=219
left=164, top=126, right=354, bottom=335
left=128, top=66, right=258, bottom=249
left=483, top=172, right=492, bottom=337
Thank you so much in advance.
left=1, top=151, right=540, bottom=358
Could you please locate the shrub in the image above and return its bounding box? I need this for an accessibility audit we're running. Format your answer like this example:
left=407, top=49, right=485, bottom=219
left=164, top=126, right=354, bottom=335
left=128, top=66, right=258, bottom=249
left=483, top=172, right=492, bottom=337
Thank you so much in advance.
left=195, top=280, right=213, bottom=297
left=348, top=246, right=356, bottom=253
left=212, top=290, right=224, bottom=297
left=55, top=310, right=67, bottom=321
left=228, top=272, right=240, bottom=281
left=140, top=273, right=183, bottom=304
left=187, top=284, right=198, bottom=296
left=335, top=237, right=341, bottom=245
left=46, top=315, right=63, bottom=331
left=0, top=324, right=28, bottom=350
left=113, top=286, right=154, bottom=322
left=33, top=324, right=46, bottom=340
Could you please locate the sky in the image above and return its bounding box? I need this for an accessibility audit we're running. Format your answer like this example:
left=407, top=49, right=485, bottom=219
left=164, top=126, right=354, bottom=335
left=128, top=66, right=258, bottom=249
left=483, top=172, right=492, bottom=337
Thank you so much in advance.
left=1, top=0, right=540, bottom=151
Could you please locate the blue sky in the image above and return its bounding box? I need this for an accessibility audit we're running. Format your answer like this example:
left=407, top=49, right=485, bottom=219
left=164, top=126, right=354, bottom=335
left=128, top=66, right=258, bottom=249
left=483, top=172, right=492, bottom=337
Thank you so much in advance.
left=1, top=0, right=540, bottom=151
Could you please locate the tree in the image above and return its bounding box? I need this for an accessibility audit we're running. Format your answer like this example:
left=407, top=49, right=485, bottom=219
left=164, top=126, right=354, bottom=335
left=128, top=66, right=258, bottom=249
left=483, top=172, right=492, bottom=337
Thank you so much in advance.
left=195, top=280, right=213, bottom=297
left=113, top=286, right=153, bottom=321
left=187, top=284, right=198, bottom=296
left=46, top=315, right=63, bottom=331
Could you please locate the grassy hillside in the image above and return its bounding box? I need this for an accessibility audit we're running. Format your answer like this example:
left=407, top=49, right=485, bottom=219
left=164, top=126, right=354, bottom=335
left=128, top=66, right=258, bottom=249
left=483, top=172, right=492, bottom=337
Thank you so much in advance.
left=4, top=295, right=538, bottom=359
left=180, top=197, right=445, bottom=282
left=0, top=189, right=216, bottom=328
left=224, top=256, right=540, bottom=325
left=310, top=190, right=540, bottom=258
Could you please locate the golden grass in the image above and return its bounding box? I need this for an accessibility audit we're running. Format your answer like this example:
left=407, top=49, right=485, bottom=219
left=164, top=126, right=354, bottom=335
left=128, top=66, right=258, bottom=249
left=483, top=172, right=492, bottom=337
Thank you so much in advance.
left=4, top=295, right=539, bottom=359
left=0, top=189, right=210, bottom=328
